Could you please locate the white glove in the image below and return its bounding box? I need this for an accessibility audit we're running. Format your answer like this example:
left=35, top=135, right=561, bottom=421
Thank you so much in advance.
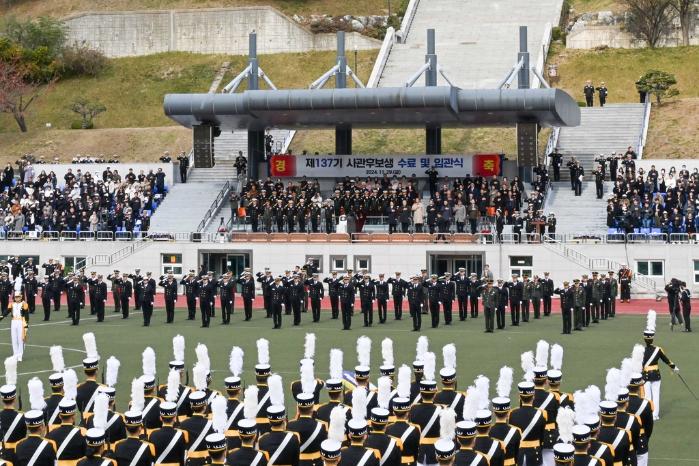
left=673, top=367, right=680, bottom=373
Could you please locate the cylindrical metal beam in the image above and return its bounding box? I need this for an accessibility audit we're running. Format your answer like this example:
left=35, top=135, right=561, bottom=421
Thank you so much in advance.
left=249, top=31, right=259, bottom=91
left=517, top=26, right=530, bottom=89
left=335, top=31, right=347, bottom=89
left=425, top=29, right=437, bottom=87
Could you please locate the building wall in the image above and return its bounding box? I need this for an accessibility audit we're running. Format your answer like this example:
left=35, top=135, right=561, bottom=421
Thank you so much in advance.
left=567, top=24, right=699, bottom=50
left=64, top=7, right=381, bottom=58
left=3, top=240, right=697, bottom=293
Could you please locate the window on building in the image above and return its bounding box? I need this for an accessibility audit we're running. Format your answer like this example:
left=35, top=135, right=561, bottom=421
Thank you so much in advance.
left=694, top=261, right=699, bottom=284
left=509, top=256, right=533, bottom=278
left=354, top=256, right=372, bottom=273
left=305, top=255, right=323, bottom=274
left=162, top=254, right=183, bottom=275
left=330, top=255, right=347, bottom=273
left=63, top=256, right=87, bottom=274
left=636, top=260, right=663, bottom=277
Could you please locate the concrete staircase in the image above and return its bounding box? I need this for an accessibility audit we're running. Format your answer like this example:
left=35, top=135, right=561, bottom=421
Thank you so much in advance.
left=545, top=181, right=612, bottom=234
left=556, top=104, right=646, bottom=180
left=213, top=129, right=291, bottom=160
left=378, top=0, right=563, bottom=88
left=148, top=182, right=226, bottom=232
left=187, top=160, right=238, bottom=183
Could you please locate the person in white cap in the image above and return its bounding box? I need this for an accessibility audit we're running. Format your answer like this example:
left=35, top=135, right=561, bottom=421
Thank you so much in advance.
left=641, top=310, right=678, bottom=420
left=2, top=292, right=28, bottom=361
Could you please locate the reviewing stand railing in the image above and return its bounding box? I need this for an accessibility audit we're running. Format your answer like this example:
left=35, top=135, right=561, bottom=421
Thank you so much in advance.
left=196, top=180, right=232, bottom=232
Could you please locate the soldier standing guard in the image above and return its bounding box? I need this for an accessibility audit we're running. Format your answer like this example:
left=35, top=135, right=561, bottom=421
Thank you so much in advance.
left=141, top=277, right=156, bottom=327
left=480, top=279, right=497, bottom=333
left=374, top=274, right=389, bottom=324
left=306, top=273, right=324, bottom=323
left=107, top=271, right=121, bottom=314
left=159, top=273, right=178, bottom=324
left=440, top=273, right=455, bottom=325
left=218, top=273, right=235, bottom=325
left=270, top=277, right=287, bottom=330
left=554, top=282, right=574, bottom=335
left=358, top=275, right=376, bottom=327
left=387, top=272, right=406, bottom=320
left=66, top=276, right=85, bottom=326
left=641, top=310, right=678, bottom=420
left=238, top=271, right=256, bottom=321
left=324, top=272, right=341, bottom=320
left=407, top=276, right=423, bottom=332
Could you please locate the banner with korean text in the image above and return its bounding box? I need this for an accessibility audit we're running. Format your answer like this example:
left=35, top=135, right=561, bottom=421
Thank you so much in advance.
left=269, top=154, right=502, bottom=178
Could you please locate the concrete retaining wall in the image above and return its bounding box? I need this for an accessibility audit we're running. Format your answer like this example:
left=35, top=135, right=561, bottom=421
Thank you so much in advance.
left=64, top=7, right=381, bottom=58
left=567, top=24, right=699, bottom=49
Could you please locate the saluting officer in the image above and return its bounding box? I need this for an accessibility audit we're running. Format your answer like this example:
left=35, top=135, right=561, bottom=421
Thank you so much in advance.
left=454, top=268, right=469, bottom=321
left=218, top=273, right=236, bottom=325
left=339, top=276, right=355, bottom=331
left=270, top=277, right=287, bottom=329
left=573, top=279, right=586, bottom=331
left=440, top=273, right=455, bottom=325
left=495, top=279, right=509, bottom=330
left=141, top=277, right=156, bottom=327
left=159, top=273, right=179, bottom=324
left=505, top=274, right=523, bottom=326
left=180, top=270, right=199, bottom=320
left=468, top=273, right=481, bottom=318
left=197, top=276, right=215, bottom=328
left=323, top=272, right=341, bottom=320
left=257, top=269, right=275, bottom=318
left=554, top=281, right=574, bottom=335
left=305, top=273, right=325, bottom=323
left=66, top=275, right=85, bottom=326
left=387, top=272, right=407, bottom=321
left=358, top=275, right=376, bottom=327
left=374, top=274, right=390, bottom=324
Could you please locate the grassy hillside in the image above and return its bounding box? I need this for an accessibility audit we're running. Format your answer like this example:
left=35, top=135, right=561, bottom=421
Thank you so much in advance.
left=1, top=0, right=389, bottom=18
left=0, top=49, right=378, bottom=162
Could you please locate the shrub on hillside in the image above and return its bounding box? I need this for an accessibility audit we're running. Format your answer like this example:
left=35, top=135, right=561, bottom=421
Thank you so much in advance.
left=59, top=44, right=108, bottom=77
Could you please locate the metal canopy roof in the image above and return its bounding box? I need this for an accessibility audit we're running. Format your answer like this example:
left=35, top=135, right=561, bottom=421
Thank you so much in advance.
left=163, top=86, right=580, bottom=130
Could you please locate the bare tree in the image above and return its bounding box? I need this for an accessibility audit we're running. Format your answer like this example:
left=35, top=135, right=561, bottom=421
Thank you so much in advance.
left=671, top=0, right=698, bottom=46
left=0, top=60, right=46, bottom=132
left=623, top=0, right=676, bottom=48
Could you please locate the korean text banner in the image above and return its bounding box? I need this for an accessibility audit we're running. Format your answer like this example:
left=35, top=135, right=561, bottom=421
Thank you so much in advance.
left=269, top=154, right=503, bottom=178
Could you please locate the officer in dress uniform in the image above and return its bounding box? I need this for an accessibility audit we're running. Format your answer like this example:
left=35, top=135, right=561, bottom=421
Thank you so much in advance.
left=118, top=274, right=132, bottom=319
left=220, top=377, right=244, bottom=449
left=426, top=275, right=442, bottom=328
left=374, top=274, right=390, bottom=324
left=107, top=271, right=121, bottom=314
left=357, top=275, right=375, bottom=328
left=521, top=275, right=533, bottom=322
left=16, top=409, right=57, bottom=466
left=0, top=385, right=27, bottom=463
left=91, top=276, right=107, bottom=323
left=495, top=279, right=509, bottom=330
left=258, top=405, right=301, bottom=466
left=131, top=269, right=144, bottom=311
left=148, top=402, right=188, bottom=466
left=112, top=411, right=156, bottom=466
left=387, top=272, right=407, bottom=320
left=180, top=271, right=199, bottom=321
left=323, top=272, right=341, bottom=320
left=542, top=272, right=554, bottom=317
left=38, top=275, right=52, bottom=321
left=615, top=389, right=642, bottom=466
left=596, top=82, right=608, bottom=107
left=23, top=271, right=38, bottom=316
left=489, top=397, right=521, bottom=466
left=140, top=277, right=155, bottom=327
left=480, top=279, right=498, bottom=333
left=366, top=408, right=402, bottom=466
left=386, top=396, right=420, bottom=466
left=583, top=81, right=595, bottom=107
left=581, top=415, right=614, bottom=466
left=505, top=275, right=522, bottom=326
left=339, top=276, right=355, bottom=331
left=572, top=279, right=586, bottom=331
left=508, top=382, right=546, bottom=466
left=641, top=318, right=677, bottom=420
left=570, top=425, right=603, bottom=466
left=226, top=419, right=268, bottom=466
left=46, top=399, right=87, bottom=465
left=258, top=269, right=275, bottom=318
left=440, top=273, right=455, bottom=326
left=454, top=421, right=489, bottom=466
left=339, top=419, right=380, bottom=466
left=159, top=274, right=178, bottom=324
left=532, top=367, right=560, bottom=465
left=270, top=277, right=288, bottom=330
left=76, top=358, right=101, bottom=417
left=468, top=273, right=481, bottom=319
left=409, top=379, right=441, bottom=466
left=180, top=391, right=213, bottom=466
left=66, top=276, right=85, bottom=326
left=217, top=273, right=235, bottom=325
left=238, top=272, right=256, bottom=321
left=77, top=428, right=116, bottom=466
left=453, top=268, right=469, bottom=321
left=288, top=393, right=327, bottom=466
left=196, top=276, right=215, bottom=328
left=473, top=410, right=505, bottom=466
left=305, top=274, right=324, bottom=323
left=407, top=276, right=424, bottom=332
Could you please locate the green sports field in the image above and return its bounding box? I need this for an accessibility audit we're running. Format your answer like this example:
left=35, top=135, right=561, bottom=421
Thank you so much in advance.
left=2, top=309, right=697, bottom=465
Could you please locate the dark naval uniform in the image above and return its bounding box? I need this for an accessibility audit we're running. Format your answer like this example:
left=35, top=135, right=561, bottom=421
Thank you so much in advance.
left=76, top=454, right=116, bottom=466
left=237, top=276, right=256, bottom=321
left=314, top=401, right=349, bottom=427
left=226, top=445, right=269, bottom=466
left=0, top=407, right=26, bottom=460
left=409, top=402, right=441, bottom=465
left=385, top=420, right=420, bottom=466
left=597, top=424, right=633, bottom=466
left=454, top=448, right=488, bottom=466
left=218, top=279, right=236, bottom=325
left=338, top=445, right=380, bottom=466
left=474, top=434, right=505, bottom=466
left=159, top=278, right=178, bottom=324
left=258, top=430, right=301, bottom=466
left=148, top=425, right=188, bottom=466
left=323, top=276, right=341, bottom=319
left=533, top=387, right=560, bottom=453
left=387, top=275, right=406, bottom=320
left=489, top=422, right=521, bottom=466
left=47, top=424, right=87, bottom=465
left=85, top=411, right=126, bottom=447
left=287, top=415, right=327, bottom=465
left=112, top=437, right=156, bottom=466
left=180, top=276, right=199, bottom=320
left=433, top=389, right=465, bottom=422
left=508, top=405, right=546, bottom=466
left=366, top=431, right=402, bottom=466
left=15, top=434, right=57, bottom=466
left=180, top=414, right=213, bottom=466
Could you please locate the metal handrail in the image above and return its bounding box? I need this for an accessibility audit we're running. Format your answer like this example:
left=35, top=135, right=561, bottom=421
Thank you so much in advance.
left=197, top=180, right=232, bottom=232
left=367, top=27, right=396, bottom=88
left=397, top=0, right=421, bottom=43
left=637, top=95, right=651, bottom=159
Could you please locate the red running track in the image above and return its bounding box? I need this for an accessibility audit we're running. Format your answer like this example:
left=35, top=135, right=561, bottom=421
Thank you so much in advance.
left=39, top=293, right=678, bottom=315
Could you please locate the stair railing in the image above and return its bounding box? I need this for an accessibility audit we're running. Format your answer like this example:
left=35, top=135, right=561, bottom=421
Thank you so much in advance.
left=196, top=180, right=232, bottom=232
left=637, top=94, right=651, bottom=159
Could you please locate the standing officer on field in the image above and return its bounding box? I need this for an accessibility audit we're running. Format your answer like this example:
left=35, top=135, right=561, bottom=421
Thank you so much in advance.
left=238, top=271, right=256, bottom=321
left=305, top=273, right=324, bottom=323
left=197, top=275, right=215, bottom=328
left=583, top=80, right=595, bottom=107
left=506, top=274, right=522, bottom=326
left=480, top=279, right=498, bottom=333
left=455, top=268, right=469, bottom=321
left=94, top=275, right=108, bottom=323
left=340, top=275, right=355, bottom=330
left=554, top=281, right=574, bottom=334
left=323, top=272, right=341, bottom=320
left=218, top=273, right=235, bottom=325
left=181, top=270, right=199, bottom=321
left=66, top=275, right=85, bottom=326
left=426, top=274, right=442, bottom=328
left=159, top=273, right=178, bottom=324
left=358, top=274, right=376, bottom=327
left=440, top=273, right=455, bottom=325
left=407, top=275, right=423, bottom=331
left=573, top=279, right=586, bottom=331
left=270, top=276, right=287, bottom=329
left=374, top=274, right=389, bottom=324
left=141, top=277, right=156, bottom=327
left=468, top=273, right=481, bottom=318
left=387, top=271, right=406, bottom=320
left=541, top=272, right=554, bottom=317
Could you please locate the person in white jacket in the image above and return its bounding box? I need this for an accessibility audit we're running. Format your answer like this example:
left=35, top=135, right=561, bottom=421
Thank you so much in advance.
left=3, top=292, right=28, bottom=362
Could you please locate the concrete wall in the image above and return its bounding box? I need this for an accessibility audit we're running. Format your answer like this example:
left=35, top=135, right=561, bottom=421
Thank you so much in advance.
left=64, top=7, right=381, bottom=58
left=27, top=163, right=175, bottom=187
left=2, top=240, right=697, bottom=294
left=567, top=24, right=699, bottom=49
